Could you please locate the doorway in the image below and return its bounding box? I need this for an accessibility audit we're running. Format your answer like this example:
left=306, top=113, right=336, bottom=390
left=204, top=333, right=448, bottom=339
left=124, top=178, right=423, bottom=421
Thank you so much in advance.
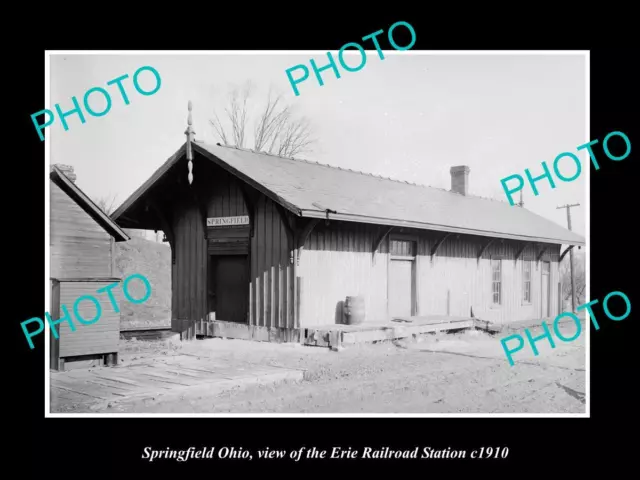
left=541, top=261, right=550, bottom=318
left=208, top=255, right=249, bottom=323
left=388, top=237, right=416, bottom=319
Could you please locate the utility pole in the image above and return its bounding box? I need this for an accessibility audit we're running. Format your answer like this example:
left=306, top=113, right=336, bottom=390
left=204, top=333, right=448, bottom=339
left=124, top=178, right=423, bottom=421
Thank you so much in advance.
left=557, top=203, right=580, bottom=311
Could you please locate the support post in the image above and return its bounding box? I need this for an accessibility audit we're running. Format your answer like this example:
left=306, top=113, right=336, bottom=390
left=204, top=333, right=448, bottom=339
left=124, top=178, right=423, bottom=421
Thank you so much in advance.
left=556, top=203, right=580, bottom=311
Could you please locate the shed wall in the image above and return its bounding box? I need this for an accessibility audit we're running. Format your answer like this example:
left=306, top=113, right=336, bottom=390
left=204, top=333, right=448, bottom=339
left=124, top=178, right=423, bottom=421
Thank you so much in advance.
left=50, top=182, right=113, bottom=279
left=58, top=281, right=120, bottom=357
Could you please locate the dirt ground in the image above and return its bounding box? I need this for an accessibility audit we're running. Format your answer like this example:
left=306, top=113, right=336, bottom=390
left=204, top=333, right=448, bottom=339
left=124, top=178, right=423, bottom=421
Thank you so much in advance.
left=56, top=321, right=586, bottom=414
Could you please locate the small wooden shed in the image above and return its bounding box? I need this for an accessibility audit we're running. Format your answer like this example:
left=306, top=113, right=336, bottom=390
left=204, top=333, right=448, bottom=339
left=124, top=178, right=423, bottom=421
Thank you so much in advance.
left=49, top=165, right=130, bottom=371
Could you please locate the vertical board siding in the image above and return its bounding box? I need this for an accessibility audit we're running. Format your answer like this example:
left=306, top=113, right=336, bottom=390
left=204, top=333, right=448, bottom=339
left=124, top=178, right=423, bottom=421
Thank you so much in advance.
left=206, top=171, right=249, bottom=217
left=50, top=182, right=112, bottom=279
left=162, top=160, right=564, bottom=332
left=144, top=162, right=298, bottom=333
left=250, top=197, right=293, bottom=328
left=298, top=221, right=562, bottom=327
left=50, top=280, right=61, bottom=369
left=170, top=162, right=252, bottom=331
left=419, top=235, right=561, bottom=324
left=171, top=199, right=208, bottom=328
left=299, top=222, right=388, bottom=327
left=58, top=281, right=120, bottom=357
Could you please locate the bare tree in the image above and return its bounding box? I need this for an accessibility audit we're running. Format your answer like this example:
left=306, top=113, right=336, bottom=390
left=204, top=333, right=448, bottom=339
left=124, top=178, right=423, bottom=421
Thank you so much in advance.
left=94, top=193, right=119, bottom=216
left=210, top=82, right=316, bottom=158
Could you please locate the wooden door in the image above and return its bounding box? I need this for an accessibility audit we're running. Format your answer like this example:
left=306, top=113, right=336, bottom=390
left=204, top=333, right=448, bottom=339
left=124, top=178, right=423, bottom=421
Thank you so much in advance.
left=389, top=259, right=413, bottom=318
left=211, top=255, right=248, bottom=323
left=541, top=261, right=550, bottom=318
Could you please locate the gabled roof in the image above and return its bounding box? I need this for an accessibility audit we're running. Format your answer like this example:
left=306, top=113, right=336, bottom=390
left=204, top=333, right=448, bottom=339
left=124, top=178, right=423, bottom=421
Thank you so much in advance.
left=113, top=142, right=585, bottom=247
left=50, top=165, right=130, bottom=242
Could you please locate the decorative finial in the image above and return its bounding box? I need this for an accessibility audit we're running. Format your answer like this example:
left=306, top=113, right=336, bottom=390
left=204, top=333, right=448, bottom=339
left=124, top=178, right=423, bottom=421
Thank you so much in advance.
left=185, top=101, right=195, bottom=184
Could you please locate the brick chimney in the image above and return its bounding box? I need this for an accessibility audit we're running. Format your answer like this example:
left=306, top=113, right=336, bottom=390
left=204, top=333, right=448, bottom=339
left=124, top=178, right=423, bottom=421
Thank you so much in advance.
left=450, top=166, right=470, bottom=196
left=53, top=164, right=77, bottom=183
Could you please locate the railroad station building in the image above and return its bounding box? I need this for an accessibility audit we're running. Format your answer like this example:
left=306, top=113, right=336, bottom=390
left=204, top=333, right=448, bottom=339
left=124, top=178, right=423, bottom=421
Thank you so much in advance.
left=111, top=107, right=585, bottom=344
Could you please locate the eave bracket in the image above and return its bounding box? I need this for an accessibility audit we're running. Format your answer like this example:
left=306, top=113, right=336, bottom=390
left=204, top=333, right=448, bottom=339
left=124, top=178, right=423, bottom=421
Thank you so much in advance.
left=430, top=233, right=452, bottom=263
left=477, top=239, right=495, bottom=264
left=536, top=245, right=549, bottom=263
left=372, top=226, right=395, bottom=264
left=515, top=242, right=535, bottom=262
left=559, top=245, right=575, bottom=262
left=296, top=218, right=321, bottom=266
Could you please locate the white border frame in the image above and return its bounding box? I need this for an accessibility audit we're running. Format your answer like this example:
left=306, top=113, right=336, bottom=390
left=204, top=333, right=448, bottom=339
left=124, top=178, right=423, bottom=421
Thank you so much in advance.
left=44, top=50, right=590, bottom=418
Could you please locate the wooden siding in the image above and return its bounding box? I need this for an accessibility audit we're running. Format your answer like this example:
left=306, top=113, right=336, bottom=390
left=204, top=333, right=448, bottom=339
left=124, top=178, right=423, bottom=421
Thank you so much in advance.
left=50, top=280, right=61, bottom=370
left=156, top=157, right=564, bottom=333
left=58, top=281, right=120, bottom=357
left=298, top=221, right=561, bottom=327
left=171, top=198, right=208, bottom=329
left=299, top=222, right=388, bottom=327
left=249, top=196, right=295, bottom=328
left=167, top=167, right=296, bottom=330
left=50, top=182, right=113, bottom=279
left=206, top=171, right=248, bottom=217
left=416, top=234, right=560, bottom=324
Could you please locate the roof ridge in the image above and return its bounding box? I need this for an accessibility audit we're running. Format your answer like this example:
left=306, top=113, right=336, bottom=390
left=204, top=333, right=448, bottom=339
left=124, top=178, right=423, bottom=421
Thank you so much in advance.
left=214, top=142, right=438, bottom=189
left=211, top=142, right=512, bottom=205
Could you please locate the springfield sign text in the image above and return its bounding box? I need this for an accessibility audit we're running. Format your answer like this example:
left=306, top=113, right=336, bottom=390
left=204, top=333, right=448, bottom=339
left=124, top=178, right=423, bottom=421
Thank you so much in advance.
left=207, top=216, right=249, bottom=227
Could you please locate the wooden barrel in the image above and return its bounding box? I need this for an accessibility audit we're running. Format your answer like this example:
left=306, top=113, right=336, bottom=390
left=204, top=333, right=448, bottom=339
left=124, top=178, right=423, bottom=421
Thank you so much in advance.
left=344, top=296, right=365, bottom=325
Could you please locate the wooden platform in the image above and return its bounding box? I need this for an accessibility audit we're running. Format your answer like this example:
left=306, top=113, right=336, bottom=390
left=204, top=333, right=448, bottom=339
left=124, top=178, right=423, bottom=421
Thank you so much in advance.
left=195, top=316, right=474, bottom=349
left=473, top=312, right=587, bottom=335
left=50, top=353, right=303, bottom=412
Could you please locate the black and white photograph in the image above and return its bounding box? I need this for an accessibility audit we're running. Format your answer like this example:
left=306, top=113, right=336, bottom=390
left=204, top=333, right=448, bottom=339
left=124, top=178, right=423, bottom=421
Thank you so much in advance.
left=44, top=51, right=588, bottom=416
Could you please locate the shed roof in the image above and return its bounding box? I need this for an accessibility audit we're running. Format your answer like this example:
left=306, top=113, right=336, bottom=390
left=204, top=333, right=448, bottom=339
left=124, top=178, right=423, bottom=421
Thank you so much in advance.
left=113, top=142, right=585, bottom=247
left=50, top=165, right=130, bottom=242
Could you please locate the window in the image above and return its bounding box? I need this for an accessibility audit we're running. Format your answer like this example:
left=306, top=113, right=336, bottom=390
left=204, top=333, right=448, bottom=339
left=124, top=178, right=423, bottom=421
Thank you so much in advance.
left=491, top=258, right=502, bottom=305
left=390, top=239, right=416, bottom=257
left=542, top=261, right=550, bottom=275
left=522, top=260, right=532, bottom=304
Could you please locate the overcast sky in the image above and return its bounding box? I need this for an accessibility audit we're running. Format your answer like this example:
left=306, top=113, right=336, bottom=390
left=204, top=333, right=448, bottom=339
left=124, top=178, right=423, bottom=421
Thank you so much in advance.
left=49, top=52, right=587, bottom=236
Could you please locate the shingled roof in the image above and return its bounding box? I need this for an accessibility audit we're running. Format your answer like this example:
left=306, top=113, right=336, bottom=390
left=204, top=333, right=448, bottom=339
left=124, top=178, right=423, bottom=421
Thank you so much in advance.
left=51, top=165, right=130, bottom=242
left=112, top=142, right=585, bottom=247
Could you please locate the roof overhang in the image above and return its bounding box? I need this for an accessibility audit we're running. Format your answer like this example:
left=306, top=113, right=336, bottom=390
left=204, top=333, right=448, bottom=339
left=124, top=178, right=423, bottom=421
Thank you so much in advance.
left=192, top=143, right=302, bottom=216
left=112, top=142, right=302, bottom=229
left=299, top=209, right=586, bottom=246
left=50, top=166, right=130, bottom=242
left=111, top=143, right=188, bottom=226
left=111, top=141, right=586, bottom=248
